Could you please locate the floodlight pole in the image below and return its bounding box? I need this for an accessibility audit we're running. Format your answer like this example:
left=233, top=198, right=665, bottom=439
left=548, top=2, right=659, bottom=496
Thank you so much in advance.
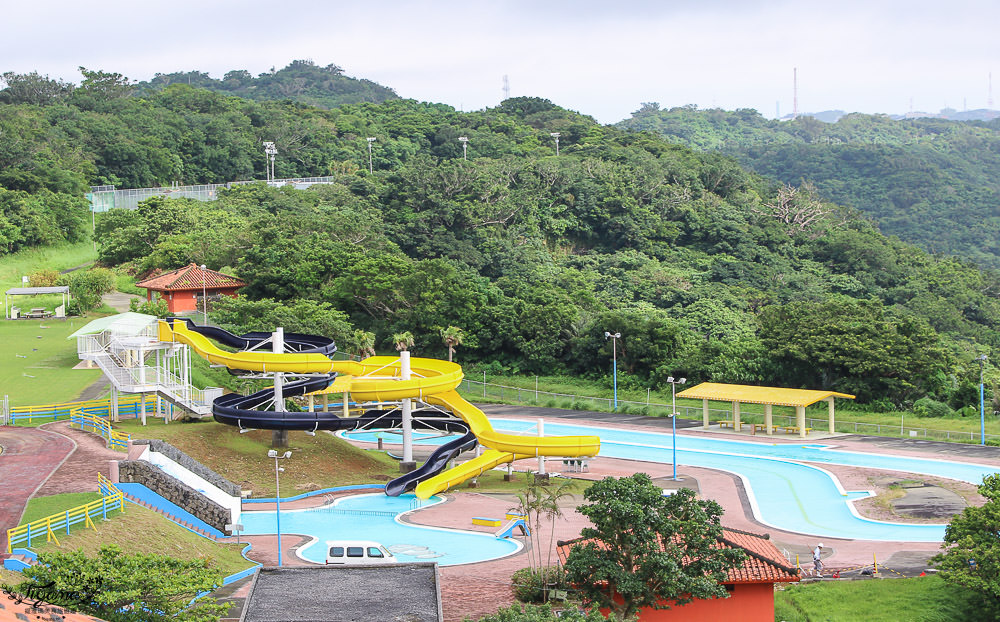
left=458, top=136, right=469, bottom=160
left=366, top=137, right=376, bottom=174
left=268, top=449, right=291, bottom=566
left=550, top=132, right=561, bottom=156
left=666, top=376, right=687, bottom=480
left=979, top=355, right=988, bottom=446
left=263, top=141, right=277, bottom=182
left=604, top=332, right=620, bottom=410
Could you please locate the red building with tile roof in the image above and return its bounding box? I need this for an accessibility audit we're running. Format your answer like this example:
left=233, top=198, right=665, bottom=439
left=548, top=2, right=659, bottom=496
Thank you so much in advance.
left=135, top=263, right=246, bottom=314
left=557, top=527, right=799, bottom=622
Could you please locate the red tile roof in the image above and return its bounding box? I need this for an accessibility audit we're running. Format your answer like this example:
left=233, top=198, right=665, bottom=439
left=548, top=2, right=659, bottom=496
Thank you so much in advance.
left=136, top=263, right=246, bottom=292
left=0, top=585, right=108, bottom=622
left=556, top=526, right=800, bottom=585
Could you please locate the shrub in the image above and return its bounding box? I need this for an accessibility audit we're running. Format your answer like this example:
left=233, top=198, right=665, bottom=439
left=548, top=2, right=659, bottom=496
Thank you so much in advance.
left=28, top=269, right=61, bottom=287
left=511, top=567, right=565, bottom=604
left=913, top=397, right=953, bottom=418
left=60, top=267, right=116, bottom=311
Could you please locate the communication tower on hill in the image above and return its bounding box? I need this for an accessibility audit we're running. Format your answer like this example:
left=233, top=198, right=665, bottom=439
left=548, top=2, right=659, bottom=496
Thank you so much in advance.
left=503, top=75, right=510, bottom=101
left=793, top=68, right=798, bottom=119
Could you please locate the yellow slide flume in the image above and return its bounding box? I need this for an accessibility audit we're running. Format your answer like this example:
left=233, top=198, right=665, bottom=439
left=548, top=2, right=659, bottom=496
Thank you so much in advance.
left=159, top=319, right=600, bottom=497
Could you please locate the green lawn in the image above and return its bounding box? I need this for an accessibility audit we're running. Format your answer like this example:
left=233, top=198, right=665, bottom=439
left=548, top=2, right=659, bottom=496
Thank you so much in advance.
left=0, top=241, right=96, bottom=292
left=774, top=575, right=989, bottom=621
left=21, top=503, right=255, bottom=579
left=1, top=315, right=105, bottom=406
left=21, top=492, right=104, bottom=524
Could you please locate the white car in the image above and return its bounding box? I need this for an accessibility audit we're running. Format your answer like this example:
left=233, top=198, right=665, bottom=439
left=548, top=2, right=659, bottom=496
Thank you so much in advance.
left=325, top=541, right=395, bottom=565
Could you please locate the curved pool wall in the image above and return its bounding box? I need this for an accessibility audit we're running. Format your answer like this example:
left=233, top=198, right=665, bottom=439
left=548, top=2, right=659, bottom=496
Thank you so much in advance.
left=341, top=420, right=1000, bottom=542
left=239, top=492, right=521, bottom=566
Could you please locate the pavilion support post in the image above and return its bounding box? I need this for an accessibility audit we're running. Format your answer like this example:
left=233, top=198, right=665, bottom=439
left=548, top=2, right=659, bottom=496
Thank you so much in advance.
left=323, top=393, right=329, bottom=413
left=733, top=401, right=741, bottom=432
left=796, top=405, right=806, bottom=438
left=827, top=397, right=835, bottom=434
left=308, top=394, right=314, bottom=413
left=765, top=404, right=773, bottom=435
left=702, top=399, right=710, bottom=429
left=343, top=393, right=349, bottom=418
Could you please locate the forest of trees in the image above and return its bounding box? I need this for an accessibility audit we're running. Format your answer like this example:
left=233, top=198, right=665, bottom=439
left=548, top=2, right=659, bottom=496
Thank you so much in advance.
left=618, top=105, right=1000, bottom=270
left=2, top=69, right=998, bottom=410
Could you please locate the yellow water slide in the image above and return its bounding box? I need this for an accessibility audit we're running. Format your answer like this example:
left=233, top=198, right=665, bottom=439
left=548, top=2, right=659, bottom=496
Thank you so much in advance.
left=159, top=320, right=600, bottom=497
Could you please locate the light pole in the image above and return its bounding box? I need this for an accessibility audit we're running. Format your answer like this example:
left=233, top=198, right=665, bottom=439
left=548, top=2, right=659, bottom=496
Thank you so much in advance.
left=458, top=136, right=469, bottom=160
left=200, top=264, right=207, bottom=324
left=665, top=376, right=686, bottom=480
left=263, top=141, right=277, bottom=181
left=979, top=355, right=988, bottom=446
left=267, top=449, right=291, bottom=566
left=366, top=137, right=376, bottom=174
left=550, top=132, right=560, bottom=156
left=604, top=332, right=620, bottom=410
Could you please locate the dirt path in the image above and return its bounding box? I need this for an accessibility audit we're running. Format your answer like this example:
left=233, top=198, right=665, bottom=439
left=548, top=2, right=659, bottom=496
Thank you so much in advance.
left=0, top=426, right=75, bottom=550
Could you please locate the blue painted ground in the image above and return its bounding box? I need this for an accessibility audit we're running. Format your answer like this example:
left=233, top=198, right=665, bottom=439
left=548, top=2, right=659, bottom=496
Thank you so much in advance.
left=118, top=483, right=225, bottom=538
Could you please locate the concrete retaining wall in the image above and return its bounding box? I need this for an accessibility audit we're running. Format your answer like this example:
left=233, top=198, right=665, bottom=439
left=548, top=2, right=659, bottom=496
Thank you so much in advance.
left=118, top=460, right=232, bottom=533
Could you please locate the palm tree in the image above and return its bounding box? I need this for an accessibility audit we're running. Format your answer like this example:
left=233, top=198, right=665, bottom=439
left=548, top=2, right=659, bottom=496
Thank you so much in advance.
left=541, top=479, right=575, bottom=600
left=353, top=329, right=375, bottom=359
left=392, top=331, right=414, bottom=352
left=440, top=326, right=464, bottom=362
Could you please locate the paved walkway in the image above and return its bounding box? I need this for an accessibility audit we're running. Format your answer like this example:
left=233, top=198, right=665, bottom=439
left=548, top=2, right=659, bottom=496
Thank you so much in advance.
left=36, top=421, right=123, bottom=496
left=0, top=426, right=75, bottom=551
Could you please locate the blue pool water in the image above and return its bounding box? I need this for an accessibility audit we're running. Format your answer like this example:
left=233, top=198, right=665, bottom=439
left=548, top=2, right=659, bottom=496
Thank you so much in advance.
left=342, top=420, right=1000, bottom=542
left=239, top=493, right=520, bottom=566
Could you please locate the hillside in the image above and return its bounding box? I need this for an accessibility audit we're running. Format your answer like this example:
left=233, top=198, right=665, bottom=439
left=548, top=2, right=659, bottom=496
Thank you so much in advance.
left=1, top=77, right=998, bottom=410
left=132, top=59, right=399, bottom=108
left=617, top=105, right=1000, bottom=269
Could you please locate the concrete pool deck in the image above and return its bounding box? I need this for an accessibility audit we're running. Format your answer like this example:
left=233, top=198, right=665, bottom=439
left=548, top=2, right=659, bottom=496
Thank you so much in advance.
left=235, top=405, right=1000, bottom=621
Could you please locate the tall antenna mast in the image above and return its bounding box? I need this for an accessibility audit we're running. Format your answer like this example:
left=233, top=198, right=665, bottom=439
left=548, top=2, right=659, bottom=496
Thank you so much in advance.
left=989, top=72, right=994, bottom=109
left=792, top=68, right=798, bottom=119
left=502, top=75, right=510, bottom=101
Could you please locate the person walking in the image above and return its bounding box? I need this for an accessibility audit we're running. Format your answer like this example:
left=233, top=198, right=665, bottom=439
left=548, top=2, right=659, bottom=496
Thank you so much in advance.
left=813, top=543, right=824, bottom=577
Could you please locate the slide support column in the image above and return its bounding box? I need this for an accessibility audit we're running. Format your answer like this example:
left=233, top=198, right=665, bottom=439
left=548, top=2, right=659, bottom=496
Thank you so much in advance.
left=400, top=351, right=416, bottom=473
left=271, top=327, right=287, bottom=448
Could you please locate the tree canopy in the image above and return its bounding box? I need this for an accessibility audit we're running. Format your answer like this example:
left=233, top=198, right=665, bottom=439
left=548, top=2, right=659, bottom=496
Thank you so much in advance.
left=562, top=474, right=745, bottom=620
left=2, top=69, right=998, bottom=408
left=9, top=544, right=228, bottom=622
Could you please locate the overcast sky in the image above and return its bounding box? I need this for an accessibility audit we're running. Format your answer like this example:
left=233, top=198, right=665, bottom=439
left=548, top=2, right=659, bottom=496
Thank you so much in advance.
left=4, top=0, right=998, bottom=123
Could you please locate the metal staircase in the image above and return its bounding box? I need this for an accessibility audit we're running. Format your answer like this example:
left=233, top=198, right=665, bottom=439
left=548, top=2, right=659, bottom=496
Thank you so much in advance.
left=76, top=319, right=219, bottom=416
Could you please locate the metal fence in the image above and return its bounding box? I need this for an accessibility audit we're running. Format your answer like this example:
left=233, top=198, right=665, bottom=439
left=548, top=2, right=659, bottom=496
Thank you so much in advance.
left=456, top=377, right=1000, bottom=445
left=86, top=176, right=340, bottom=212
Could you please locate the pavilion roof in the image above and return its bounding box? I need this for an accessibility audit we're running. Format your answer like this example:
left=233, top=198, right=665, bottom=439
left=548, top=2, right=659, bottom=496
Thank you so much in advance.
left=557, top=526, right=800, bottom=585
left=136, top=263, right=245, bottom=292
left=676, top=382, right=854, bottom=407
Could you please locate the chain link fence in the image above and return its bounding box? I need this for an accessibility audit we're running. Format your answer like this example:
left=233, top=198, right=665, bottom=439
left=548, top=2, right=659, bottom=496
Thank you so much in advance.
left=456, top=377, right=1000, bottom=445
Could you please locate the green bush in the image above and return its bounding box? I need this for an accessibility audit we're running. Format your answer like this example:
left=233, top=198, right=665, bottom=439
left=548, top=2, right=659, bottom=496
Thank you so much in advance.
left=60, top=267, right=116, bottom=311
left=913, top=397, right=953, bottom=418
left=28, top=268, right=61, bottom=287
left=467, top=603, right=614, bottom=622
left=511, top=567, right=565, bottom=604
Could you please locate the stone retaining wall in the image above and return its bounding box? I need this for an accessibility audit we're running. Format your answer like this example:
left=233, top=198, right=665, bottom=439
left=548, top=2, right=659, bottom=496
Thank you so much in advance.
left=132, top=439, right=241, bottom=496
left=118, top=460, right=231, bottom=533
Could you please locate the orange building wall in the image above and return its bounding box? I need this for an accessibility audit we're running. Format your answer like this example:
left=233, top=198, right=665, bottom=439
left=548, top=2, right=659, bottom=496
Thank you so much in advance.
left=605, top=584, right=775, bottom=622
left=149, top=288, right=241, bottom=313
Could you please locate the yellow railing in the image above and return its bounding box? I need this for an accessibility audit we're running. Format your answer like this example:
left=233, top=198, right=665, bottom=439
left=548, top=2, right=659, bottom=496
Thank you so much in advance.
left=6, top=473, right=125, bottom=552
left=10, top=395, right=147, bottom=424
left=71, top=410, right=130, bottom=451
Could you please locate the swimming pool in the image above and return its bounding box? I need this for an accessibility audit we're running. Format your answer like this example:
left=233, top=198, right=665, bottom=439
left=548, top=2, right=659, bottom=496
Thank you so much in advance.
left=342, top=420, right=1000, bottom=542
left=239, top=492, right=521, bottom=566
